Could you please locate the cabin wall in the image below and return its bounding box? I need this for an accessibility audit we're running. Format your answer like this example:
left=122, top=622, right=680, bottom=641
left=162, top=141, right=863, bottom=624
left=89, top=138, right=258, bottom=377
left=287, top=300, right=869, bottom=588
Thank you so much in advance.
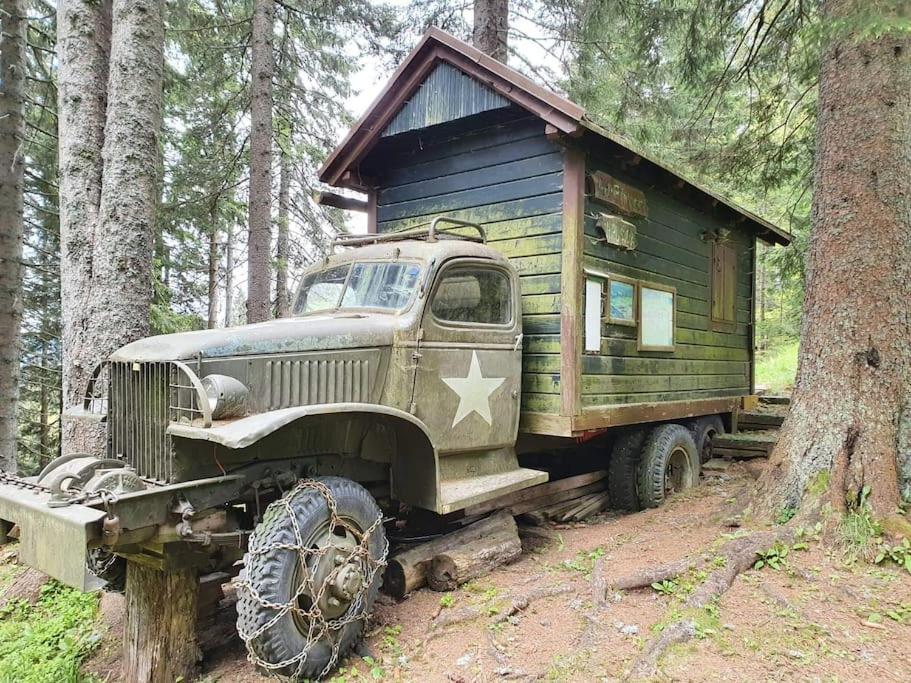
left=373, top=115, right=566, bottom=415
left=578, top=153, right=754, bottom=411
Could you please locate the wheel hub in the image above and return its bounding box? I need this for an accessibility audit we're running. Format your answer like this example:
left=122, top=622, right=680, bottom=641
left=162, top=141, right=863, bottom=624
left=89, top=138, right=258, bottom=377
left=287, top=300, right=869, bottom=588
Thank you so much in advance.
left=300, top=528, right=367, bottom=621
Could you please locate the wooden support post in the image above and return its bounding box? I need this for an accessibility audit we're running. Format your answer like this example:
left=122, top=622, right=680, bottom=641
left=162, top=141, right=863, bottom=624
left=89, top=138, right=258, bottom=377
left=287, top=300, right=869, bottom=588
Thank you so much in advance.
left=123, top=562, right=200, bottom=683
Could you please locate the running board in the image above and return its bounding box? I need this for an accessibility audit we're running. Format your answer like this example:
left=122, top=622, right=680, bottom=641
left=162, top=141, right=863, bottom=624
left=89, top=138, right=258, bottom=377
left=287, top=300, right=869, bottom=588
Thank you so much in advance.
left=438, top=467, right=548, bottom=514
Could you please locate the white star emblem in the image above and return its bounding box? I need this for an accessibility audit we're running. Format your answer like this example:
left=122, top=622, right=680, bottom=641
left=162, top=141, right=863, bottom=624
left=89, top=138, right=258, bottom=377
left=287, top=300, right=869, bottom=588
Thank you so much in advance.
left=441, top=351, right=506, bottom=428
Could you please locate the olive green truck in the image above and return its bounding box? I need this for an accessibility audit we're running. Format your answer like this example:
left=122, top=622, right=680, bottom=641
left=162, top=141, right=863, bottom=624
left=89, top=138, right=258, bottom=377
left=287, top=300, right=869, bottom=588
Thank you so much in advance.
left=0, top=28, right=788, bottom=680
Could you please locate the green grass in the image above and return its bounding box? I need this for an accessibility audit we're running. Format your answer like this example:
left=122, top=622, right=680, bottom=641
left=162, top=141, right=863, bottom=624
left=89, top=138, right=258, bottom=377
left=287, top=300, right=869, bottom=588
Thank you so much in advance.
left=755, top=341, right=799, bottom=393
left=0, top=580, right=101, bottom=682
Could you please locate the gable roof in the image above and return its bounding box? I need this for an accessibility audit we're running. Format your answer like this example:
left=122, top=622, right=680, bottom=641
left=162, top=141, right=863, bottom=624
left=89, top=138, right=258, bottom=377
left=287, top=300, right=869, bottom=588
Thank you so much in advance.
left=319, top=27, right=791, bottom=246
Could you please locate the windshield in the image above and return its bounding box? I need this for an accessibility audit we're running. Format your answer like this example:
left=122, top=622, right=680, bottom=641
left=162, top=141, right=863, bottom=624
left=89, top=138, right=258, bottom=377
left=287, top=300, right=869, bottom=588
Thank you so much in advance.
left=293, top=261, right=422, bottom=315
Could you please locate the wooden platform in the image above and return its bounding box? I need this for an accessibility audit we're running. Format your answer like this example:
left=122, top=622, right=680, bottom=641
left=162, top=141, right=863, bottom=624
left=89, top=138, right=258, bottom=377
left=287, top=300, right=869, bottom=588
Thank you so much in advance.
left=713, top=431, right=778, bottom=460
left=738, top=411, right=785, bottom=431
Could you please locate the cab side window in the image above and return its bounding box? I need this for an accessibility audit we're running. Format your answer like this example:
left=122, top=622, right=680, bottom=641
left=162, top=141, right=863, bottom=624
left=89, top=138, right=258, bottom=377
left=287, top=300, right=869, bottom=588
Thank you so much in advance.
left=431, top=267, right=511, bottom=325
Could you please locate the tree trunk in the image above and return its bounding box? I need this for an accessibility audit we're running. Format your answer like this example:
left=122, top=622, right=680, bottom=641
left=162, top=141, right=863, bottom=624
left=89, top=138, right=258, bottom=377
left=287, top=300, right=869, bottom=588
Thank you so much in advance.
left=472, top=0, right=508, bottom=62
left=246, top=0, right=274, bottom=324
left=123, top=562, right=200, bottom=683
left=224, top=222, right=234, bottom=327
left=207, top=204, right=219, bottom=329
left=275, top=147, right=291, bottom=317
left=757, top=0, right=911, bottom=518
left=91, top=0, right=163, bottom=380
left=57, top=0, right=112, bottom=456
left=0, top=0, right=26, bottom=473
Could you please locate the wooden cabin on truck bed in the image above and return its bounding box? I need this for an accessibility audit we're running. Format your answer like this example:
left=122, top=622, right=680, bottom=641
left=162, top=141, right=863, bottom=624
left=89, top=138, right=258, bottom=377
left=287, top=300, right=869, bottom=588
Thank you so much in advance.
left=318, top=27, right=790, bottom=444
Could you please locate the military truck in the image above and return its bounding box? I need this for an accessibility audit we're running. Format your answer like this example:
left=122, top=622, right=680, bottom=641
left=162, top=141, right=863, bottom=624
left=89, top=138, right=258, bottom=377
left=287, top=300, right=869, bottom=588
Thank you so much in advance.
left=0, top=28, right=789, bottom=681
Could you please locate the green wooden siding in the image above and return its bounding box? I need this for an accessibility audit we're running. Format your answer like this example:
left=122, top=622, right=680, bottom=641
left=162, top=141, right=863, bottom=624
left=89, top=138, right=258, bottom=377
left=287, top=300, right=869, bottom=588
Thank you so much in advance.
left=382, top=62, right=510, bottom=137
left=580, top=154, right=754, bottom=409
left=375, top=115, right=565, bottom=415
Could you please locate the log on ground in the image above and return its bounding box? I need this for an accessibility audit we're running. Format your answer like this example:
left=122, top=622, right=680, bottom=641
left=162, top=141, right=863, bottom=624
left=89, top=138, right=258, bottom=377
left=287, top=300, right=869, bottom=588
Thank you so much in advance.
left=429, top=515, right=522, bottom=591
left=384, top=511, right=515, bottom=598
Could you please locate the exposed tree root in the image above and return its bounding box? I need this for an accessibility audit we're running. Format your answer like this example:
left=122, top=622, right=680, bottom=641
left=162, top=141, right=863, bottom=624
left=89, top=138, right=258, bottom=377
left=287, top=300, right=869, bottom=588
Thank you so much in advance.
left=428, top=583, right=573, bottom=632
left=593, top=555, right=705, bottom=601
left=624, top=529, right=792, bottom=680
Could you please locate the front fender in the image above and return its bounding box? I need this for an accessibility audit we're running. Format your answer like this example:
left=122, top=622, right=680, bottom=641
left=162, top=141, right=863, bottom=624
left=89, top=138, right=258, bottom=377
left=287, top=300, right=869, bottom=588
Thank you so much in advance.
left=167, top=404, right=442, bottom=511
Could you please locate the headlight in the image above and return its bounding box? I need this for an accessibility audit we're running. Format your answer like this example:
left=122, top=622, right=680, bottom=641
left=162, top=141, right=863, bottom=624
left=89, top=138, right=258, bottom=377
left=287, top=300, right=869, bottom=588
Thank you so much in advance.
left=201, top=374, right=249, bottom=420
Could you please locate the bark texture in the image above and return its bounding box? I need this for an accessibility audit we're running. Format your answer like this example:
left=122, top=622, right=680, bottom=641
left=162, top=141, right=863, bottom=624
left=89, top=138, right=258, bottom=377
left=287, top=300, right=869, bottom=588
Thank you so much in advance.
left=93, top=0, right=164, bottom=364
left=57, top=0, right=112, bottom=455
left=224, top=221, right=234, bottom=326
left=123, top=563, right=200, bottom=683
left=246, top=0, right=275, bottom=324
left=757, top=0, right=911, bottom=517
left=275, top=148, right=291, bottom=317
left=472, top=0, right=508, bottom=62
left=0, top=0, right=26, bottom=472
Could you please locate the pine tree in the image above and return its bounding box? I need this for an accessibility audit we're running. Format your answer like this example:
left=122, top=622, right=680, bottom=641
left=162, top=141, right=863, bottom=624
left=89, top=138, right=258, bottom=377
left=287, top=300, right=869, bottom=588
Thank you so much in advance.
left=0, top=0, right=27, bottom=473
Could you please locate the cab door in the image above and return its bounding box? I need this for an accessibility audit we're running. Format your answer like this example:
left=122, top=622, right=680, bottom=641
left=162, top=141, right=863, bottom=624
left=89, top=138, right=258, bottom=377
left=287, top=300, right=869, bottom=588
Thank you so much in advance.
left=411, top=258, right=522, bottom=453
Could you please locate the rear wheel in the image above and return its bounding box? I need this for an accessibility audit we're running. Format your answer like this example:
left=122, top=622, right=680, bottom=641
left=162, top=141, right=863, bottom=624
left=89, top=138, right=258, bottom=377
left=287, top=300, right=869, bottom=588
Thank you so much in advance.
left=689, top=415, right=725, bottom=464
left=608, top=429, right=646, bottom=511
left=637, top=424, right=699, bottom=508
left=235, top=477, right=387, bottom=681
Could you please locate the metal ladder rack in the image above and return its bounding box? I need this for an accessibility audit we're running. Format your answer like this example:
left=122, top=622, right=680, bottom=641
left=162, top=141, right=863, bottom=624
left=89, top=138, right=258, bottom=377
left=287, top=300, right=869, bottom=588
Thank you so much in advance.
left=332, top=216, right=487, bottom=248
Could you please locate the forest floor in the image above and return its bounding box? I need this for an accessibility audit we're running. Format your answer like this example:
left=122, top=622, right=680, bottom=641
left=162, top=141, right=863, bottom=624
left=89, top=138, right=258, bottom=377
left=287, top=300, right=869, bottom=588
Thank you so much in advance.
left=3, top=458, right=911, bottom=682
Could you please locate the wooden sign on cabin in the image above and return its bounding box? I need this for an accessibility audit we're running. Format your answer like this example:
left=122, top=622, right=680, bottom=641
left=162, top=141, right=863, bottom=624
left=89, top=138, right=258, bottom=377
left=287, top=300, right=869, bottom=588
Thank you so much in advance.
left=596, top=213, right=638, bottom=251
left=589, top=171, right=648, bottom=218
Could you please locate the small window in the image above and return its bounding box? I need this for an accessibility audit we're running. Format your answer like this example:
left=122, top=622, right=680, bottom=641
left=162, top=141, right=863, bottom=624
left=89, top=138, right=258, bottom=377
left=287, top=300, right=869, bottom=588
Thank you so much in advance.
left=607, top=277, right=636, bottom=326
left=584, top=278, right=603, bottom=353
left=711, top=242, right=737, bottom=325
left=431, top=267, right=511, bottom=325
left=639, top=283, right=675, bottom=351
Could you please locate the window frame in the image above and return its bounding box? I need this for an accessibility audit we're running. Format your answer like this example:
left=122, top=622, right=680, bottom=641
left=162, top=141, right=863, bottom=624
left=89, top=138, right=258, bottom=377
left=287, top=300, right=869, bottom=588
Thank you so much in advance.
left=637, top=281, right=677, bottom=352
left=428, top=260, right=515, bottom=330
left=606, top=274, right=638, bottom=327
left=584, top=277, right=604, bottom=354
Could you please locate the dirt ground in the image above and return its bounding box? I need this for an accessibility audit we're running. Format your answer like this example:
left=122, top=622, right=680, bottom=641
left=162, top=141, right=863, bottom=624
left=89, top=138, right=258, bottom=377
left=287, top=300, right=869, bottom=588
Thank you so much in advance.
left=168, top=459, right=911, bottom=683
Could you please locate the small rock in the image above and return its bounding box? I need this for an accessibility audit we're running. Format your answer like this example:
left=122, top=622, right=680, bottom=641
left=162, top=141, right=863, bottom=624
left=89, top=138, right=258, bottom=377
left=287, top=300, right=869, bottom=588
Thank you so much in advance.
left=539, top=619, right=550, bottom=627
left=613, top=620, right=625, bottom=630
left=788, top=650, right=804, bottom=660
left=507, top=615, right=520, bottom=626
left=620, top=624, right=639, bottom=636
left=397, top=654, right=410, bottom=668
left=456, top=653, right=474, bottom=668
left=722, top=623, right=735, bottom=631
left=612, top=592, right=623, bottom=603
left=569, top=598, right=583, bottom=610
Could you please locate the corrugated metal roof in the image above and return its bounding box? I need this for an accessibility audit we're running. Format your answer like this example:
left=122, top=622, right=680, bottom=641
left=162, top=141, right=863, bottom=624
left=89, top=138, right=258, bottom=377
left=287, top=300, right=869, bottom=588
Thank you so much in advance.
left=382, top=62, right=509, bottom=137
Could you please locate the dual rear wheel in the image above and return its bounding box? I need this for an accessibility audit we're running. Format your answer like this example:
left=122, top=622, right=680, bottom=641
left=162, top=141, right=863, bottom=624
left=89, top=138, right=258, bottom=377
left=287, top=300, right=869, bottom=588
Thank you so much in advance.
left=608, top=418, right=722, bottom=511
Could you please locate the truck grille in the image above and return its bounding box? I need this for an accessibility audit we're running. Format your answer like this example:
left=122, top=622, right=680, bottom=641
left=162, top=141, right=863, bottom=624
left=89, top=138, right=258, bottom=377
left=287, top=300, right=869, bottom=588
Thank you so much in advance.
left=108, top=361, right=174, bottom=482
left=264, top=358, right=372, bottom=409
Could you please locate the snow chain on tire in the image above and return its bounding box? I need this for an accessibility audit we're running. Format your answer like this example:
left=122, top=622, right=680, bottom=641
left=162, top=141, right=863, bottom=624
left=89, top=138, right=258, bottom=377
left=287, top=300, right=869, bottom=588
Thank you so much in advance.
left=233, top=479, right=388, bottom=681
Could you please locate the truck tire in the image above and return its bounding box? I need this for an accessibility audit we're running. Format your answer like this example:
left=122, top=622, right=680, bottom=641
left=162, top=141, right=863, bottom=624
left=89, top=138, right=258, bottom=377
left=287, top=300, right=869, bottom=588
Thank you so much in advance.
left=608, top=429, right=646, bottom=511
left=236, top=477, right=386, bottom=681
left=637, top=424, right=699, bottom=509
left=689, top=415, right=725, bottom=464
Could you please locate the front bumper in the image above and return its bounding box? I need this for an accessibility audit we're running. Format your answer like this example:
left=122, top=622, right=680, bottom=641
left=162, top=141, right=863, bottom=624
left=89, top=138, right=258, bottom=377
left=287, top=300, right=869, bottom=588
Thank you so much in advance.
left=0, top=477, right=106, bottom=590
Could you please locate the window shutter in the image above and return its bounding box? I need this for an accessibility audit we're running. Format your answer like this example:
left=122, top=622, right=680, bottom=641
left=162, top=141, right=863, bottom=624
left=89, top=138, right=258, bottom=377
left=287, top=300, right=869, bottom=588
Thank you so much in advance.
left=711, top=242, right=736, bottom=324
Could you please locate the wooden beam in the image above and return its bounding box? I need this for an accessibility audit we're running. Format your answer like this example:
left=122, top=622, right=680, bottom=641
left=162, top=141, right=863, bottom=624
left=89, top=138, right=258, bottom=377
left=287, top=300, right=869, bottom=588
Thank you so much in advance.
left=366, top=190, right=377, bottom=234
left=312, top=190, right=368, bottom=212
left=560, top=145, right=585, bottom=418
left=572, top=396, right=740, bottom=433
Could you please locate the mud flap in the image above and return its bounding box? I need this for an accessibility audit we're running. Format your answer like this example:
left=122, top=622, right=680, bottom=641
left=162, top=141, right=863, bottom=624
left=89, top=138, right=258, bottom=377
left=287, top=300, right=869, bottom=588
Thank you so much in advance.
left=0, top=480, right=106, bottom=591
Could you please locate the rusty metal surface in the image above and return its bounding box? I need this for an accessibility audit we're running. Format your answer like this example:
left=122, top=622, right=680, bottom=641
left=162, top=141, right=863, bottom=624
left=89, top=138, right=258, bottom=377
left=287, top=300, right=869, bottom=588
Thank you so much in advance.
left=0, top=474, right=106, bottom=590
